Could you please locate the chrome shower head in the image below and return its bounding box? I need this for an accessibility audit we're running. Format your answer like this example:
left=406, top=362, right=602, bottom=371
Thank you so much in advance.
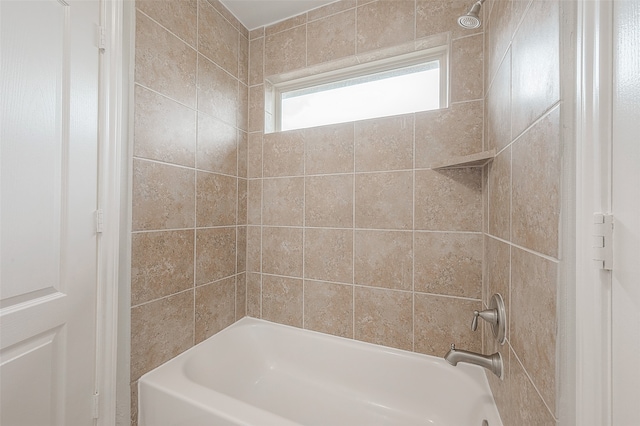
left=458, top=0, right=484, bottom=29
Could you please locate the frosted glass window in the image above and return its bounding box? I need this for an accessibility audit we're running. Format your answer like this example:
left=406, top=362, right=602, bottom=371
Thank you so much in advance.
left=279, top=60, right=442, bottom=132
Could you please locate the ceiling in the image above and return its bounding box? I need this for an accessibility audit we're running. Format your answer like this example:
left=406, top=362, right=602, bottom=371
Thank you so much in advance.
left=220, top=0, right=338, bottom=30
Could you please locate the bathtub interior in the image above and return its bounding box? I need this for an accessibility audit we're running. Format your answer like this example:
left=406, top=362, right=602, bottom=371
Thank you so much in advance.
left=140, top=317, right=503, bottom=426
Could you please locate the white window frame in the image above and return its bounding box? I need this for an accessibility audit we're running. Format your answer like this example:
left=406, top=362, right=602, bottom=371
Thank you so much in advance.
left=265, top=46, right=449, bottom=133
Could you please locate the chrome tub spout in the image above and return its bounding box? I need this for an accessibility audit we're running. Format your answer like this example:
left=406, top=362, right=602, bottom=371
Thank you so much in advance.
left=444, top=344, right=503, bottom=379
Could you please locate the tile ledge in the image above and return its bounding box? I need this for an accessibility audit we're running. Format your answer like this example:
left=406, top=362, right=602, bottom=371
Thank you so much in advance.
left=430, top=149, right=496, bottom=169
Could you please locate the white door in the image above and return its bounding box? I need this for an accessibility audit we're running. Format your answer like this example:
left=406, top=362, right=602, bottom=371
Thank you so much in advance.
left=0, top=1, right=101, bottom=425
left=611, top=0, right=640, bottom=424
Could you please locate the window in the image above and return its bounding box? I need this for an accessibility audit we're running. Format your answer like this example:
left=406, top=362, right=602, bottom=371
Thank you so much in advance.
left=268, top=48, right=448, bottom=132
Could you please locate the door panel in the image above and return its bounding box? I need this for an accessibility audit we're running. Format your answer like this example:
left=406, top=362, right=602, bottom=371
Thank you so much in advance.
left=1, top=0, right=65, bottom=301
left=0, top=1, right=100, bottom=425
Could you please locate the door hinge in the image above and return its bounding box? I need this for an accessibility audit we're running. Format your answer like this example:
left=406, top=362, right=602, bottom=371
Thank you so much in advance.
left=95, top=209, right=104, bottom=234
left=97, top=25, right=106, bottom=52
left=593, top=213, right=613, bottom=270
left=92, top=392, right=100, bottom=419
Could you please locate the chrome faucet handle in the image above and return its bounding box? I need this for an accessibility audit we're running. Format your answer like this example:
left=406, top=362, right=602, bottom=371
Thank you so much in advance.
left=471, top=308, right=498, bottom=331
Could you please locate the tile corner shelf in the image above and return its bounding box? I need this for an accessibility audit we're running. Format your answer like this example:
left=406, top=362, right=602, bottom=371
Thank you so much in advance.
left=431, top=149, right=496, bottom=169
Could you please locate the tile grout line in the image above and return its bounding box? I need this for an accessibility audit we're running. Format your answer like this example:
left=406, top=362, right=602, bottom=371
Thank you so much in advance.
left=412, top=111, right=416, bottom=353
left=301, top=119, right=306, bottom=330
left=510, top=343, right=558, bottom=421
left=192, top=0, right=200, bottom=347
left=352, top=120, right=356, bottom=340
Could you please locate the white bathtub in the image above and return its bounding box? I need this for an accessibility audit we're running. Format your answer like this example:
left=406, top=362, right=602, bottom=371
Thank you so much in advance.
left=138, top=317, right=503, bottom=426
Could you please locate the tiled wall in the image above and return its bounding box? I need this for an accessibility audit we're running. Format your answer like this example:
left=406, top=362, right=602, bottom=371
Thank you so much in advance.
left=129, top=0, right=248, bottom=423
left=483, top=0, right=561, bottom=424
left=129, top=0, right=564, bottom=424
left=246, top=0, right=487, bottom=356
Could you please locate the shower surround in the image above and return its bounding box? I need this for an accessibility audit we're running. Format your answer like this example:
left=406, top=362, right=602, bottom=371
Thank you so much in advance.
left=129, top=0, right=564, bottom=425
left=245, top=0, right=484, bottom=361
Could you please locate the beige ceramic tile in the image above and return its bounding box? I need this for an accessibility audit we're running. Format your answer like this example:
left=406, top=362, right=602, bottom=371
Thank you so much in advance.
left=238, top=132, right=248, bottom=178
left=511, top=246, right=557, bottom=416
left=415, top=101, right=483, bottom=168
left=355, top=115, right=413, bottom=172
left=508, top=0, right=533, bottom=46
left=132, top=159, right=195, bottom=231
left=355, top=39, right=415, bottom=64
left=238, top=178, right=248, bottom=225
left=308, top=0, right=357, bottom=21
left=414, top=232, right=482, bottom=298
left=237, top=225, right=246, bottom=272
left=239, top=34, right=249, bottom=86
left=511, top=0, right=559, bottom=137
left=250, top=27, right=265, bottom=40
left=483, top=165, right=489, bottom=233
left=196, top=172, right=237, bottom=227
left=195, top=227, right=236, bottom=285
left=354, top=230, right=412, bottom=291
left=262, top=177, right=304, bottom=226
left=484, top=325, right=511, bottom=423
left=131, top=230, right=194, bottom=306
left=355, top=171, right=413, bottom=230
left=197, top=55, right=239, bottom=126
left=247, top=179, right=262, bottom=225
left=485, top=0, right=512, bottom=90
left=137, top=0, right=197, bottom=47
left=236, top=273, right=247, bottom=319
left=249, top=85, right=265, bottom=132
left=305, top=123, right=355, bottom=175
left=304, top=280, right=354, bottom=338
left=198, top=0, right=239, bottom=77
left=246, top=226, right=261, bottom=272
left=135, top=11, right=197, bottom=107
left=416, top=0, right=479, bottom=41
left=130, top=382, right=138, bottom=426
left=265, top=25, right=306, bottom=76
left=486, top=48, right=511, bottom=151
left=247, top=132, right=263, bottom=178
left=485, top=235, right=510, bottom=330
left=262, top=227, right=303, bottom=277
left=354, top=286, right=413, bottom=351
left=304, top=228, right=353, bottom=284
left=249, top=37, right=264, bottom=86
left=134, top=85, right=196, bottom=168
left=196, top=112, right=237, bottom=175
left=195, top=276, right=236, bottom=343
left=266, top=14, right=307, bottom=36
left=414, top=168, right=482, bottom=231
left=262, top=275, right=303, bottom=327
left=130, top=290, right=194, bottom=381
left=511, top=108, right=561, bottom=258
left=307, top=9, right=356, bottom=66
left=488, top=146, right=511, bottom=240
left=508, top=349, right=557, bottom=425
left=451, top=34, right=484, bottom=102
left=414, top=293, right=482, bottom=356
left=238, top=83, right=249, bottom=131
left=356, top=0, right=415, bottom=54
left=246, top=272, right=261, bottom=317
left=305, top=174, right=354, bottom=227
left=263, top=130, right=305, bottom=177
left=205, top=0, right=247, bottom=37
